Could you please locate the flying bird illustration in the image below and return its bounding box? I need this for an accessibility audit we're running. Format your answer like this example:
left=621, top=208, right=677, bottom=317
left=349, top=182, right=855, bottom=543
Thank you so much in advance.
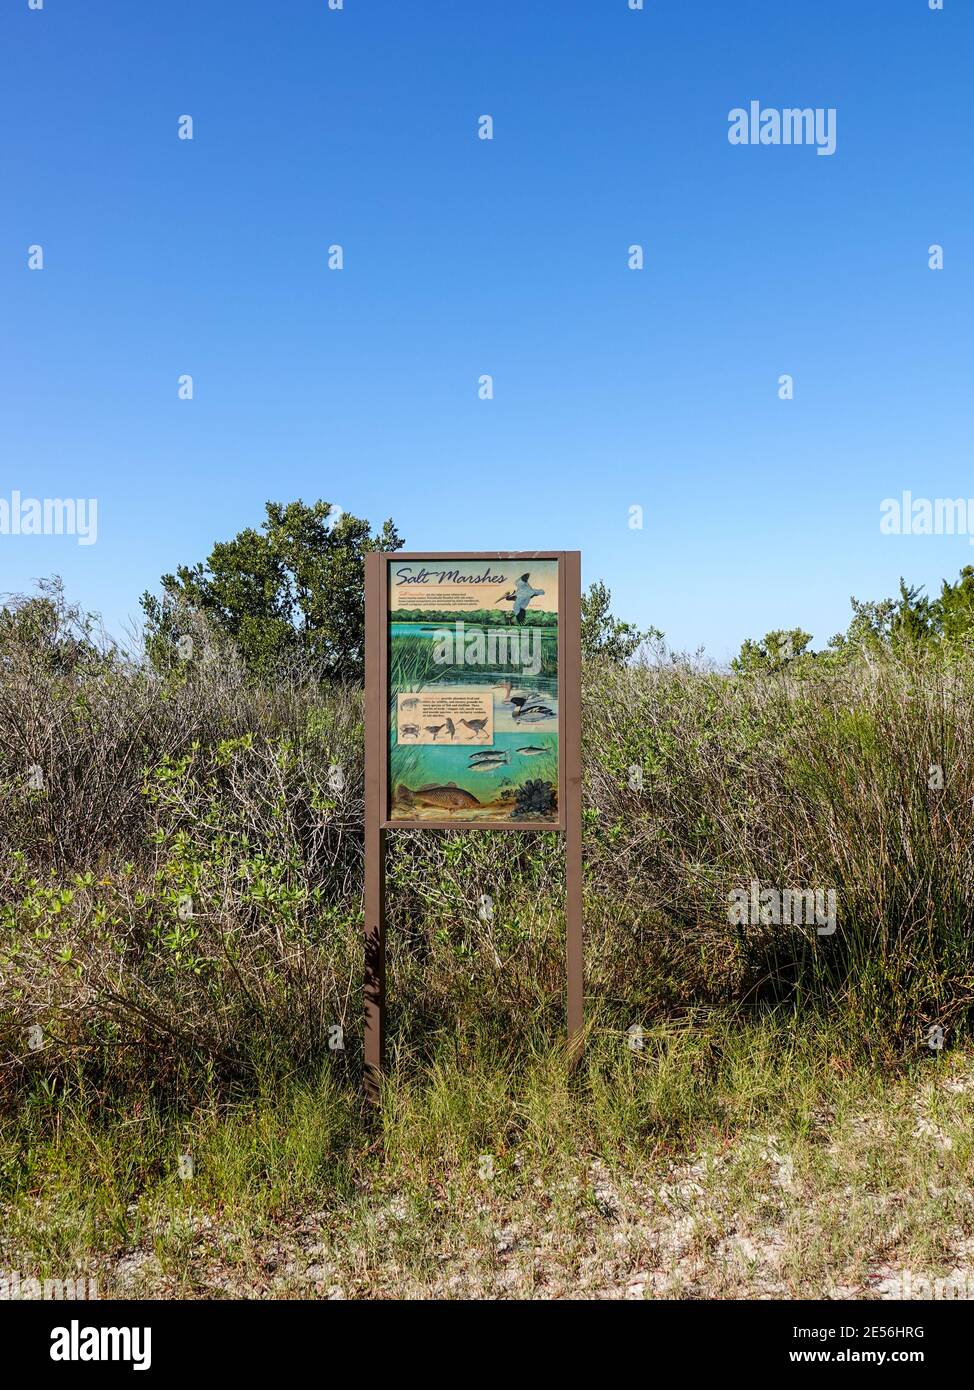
left=495, top=574, right=545, bottom=625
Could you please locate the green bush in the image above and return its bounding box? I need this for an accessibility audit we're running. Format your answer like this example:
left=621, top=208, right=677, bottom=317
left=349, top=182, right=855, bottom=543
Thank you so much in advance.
left=3, top=589, right=974, bottom=1118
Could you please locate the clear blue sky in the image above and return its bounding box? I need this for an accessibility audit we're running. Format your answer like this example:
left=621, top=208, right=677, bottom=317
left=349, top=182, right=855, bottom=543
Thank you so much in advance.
left=2, top=0, right=970, bottom=662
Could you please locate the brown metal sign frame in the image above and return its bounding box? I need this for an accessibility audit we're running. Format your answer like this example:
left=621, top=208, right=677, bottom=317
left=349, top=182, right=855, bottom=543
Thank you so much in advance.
left=364, top=550, right=583, bottom=1092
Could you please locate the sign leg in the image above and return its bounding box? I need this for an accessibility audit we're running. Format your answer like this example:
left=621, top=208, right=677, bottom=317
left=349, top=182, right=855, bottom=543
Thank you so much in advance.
left=364, top=551, right=387, bottom=1099
left=566, top=820, right=583, bottom=1060
left=564, top=550, right=583, bottom=1060
left=364, top=822, right=386, bottom=1098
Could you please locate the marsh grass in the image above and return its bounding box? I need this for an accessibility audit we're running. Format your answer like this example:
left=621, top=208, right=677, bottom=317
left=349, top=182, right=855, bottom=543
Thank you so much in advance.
left=3, top=1013, right=972, bottom=1298
left=4, top=598, right=974, bottom=1294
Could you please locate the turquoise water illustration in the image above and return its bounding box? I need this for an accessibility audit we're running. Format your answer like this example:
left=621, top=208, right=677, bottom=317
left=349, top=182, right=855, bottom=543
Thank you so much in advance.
left=392, top=728, right=556, bottom=790
left=388, top=645, right=558, bottom=818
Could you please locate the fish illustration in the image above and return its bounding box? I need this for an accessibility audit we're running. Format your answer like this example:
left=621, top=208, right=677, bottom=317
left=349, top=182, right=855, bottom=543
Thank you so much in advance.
left=468, top=750, right=509, bottom=766
left=516, top=745, right=547, bottom=755
left=399, top=782, right=481, bottom=809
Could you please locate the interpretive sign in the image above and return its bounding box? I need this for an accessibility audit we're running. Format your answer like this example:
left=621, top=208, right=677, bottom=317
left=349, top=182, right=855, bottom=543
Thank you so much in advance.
left=387, top=556, right=561, bottom=826
left=364, top=552, right=582, bottom=1089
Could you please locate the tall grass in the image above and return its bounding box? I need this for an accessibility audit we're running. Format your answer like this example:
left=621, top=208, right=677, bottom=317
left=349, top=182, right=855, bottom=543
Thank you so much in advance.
left=2, top=594, right=973, bottom=1126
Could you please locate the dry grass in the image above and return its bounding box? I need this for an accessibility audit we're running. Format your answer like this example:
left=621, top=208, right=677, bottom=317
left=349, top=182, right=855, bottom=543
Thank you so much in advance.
left=3, top=1019, right=973, bottom=1300
left=3, top=585, right=974, bottom=1297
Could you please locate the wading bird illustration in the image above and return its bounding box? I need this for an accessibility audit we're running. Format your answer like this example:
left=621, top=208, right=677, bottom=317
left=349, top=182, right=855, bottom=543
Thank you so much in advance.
left=459, top=717, right=490, bottom=740
left=424, top=723, right=447, bottom=741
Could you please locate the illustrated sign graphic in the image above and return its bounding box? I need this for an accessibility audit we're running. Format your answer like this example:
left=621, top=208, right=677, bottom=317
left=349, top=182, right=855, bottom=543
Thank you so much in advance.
left=364, top=551, right=582, bottom=1092
left=387, top=557, right=560, bottom=825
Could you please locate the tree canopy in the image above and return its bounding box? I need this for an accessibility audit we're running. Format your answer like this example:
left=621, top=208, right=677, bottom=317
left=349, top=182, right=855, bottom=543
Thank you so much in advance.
left=142, top=500, right=402, bottom=681
left=734, top=565, right=974, bottom=673
left=580, top=580, right=660, bottom=663
left=0, top=577, right=106, bottom=675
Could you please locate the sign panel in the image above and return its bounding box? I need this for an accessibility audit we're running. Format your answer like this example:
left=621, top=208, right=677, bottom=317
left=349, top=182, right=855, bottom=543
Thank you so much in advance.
left=386, top=556, right=561, bottom=826
left=364, top=549, right=582, bottom=1091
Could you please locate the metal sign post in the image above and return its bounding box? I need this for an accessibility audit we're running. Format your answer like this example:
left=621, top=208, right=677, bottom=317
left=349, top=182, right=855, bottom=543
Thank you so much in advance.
left=364, top=550, right=582, bottom=1095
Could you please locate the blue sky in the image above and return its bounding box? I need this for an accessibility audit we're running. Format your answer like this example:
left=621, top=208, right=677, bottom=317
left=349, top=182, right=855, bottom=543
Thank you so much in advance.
left=2, top=0, right=970, bottom=662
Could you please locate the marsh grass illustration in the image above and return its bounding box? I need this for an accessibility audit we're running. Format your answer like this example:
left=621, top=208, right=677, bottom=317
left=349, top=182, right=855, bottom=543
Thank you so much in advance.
left=389, top=634, right=463, bottom=693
